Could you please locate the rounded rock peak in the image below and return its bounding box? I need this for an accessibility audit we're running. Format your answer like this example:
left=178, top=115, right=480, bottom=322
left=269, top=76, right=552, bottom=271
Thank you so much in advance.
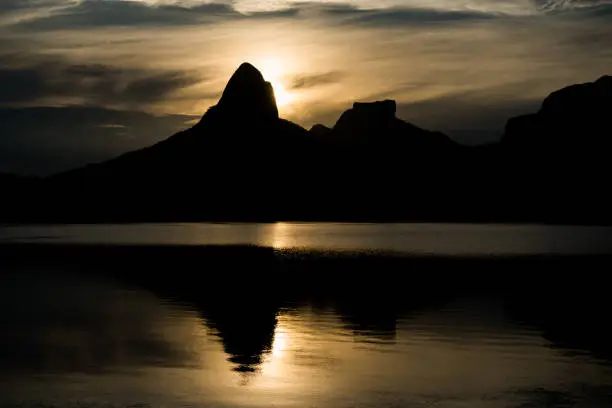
left=216, top=62, right=279, bottom=121
left=541, top=75, right=612, bottom=116
left=234, top=62, right=265, bottom=80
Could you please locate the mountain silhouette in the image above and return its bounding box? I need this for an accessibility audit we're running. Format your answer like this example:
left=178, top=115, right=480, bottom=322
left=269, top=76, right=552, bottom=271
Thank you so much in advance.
left=502, top=75, right=612, bottom=152
left=1, top=63, right=611, bottom=224
left=214, top=62, right=279, bottom=121
left=497, top=76, right=612, bottom=223
left=328, top=99, right=456, bottom=150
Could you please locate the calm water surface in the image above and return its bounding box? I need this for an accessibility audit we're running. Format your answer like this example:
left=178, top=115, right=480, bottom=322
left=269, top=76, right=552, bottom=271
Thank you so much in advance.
left=1, top=222, right=612, bottom=255
left=1, top=266, right=612, bottom=408
left=1, top=223, right=612, bottom=407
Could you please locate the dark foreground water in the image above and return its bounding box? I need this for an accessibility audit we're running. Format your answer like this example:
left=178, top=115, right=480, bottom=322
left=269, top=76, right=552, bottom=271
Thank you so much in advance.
left=1, top=223, right=612, bottom=408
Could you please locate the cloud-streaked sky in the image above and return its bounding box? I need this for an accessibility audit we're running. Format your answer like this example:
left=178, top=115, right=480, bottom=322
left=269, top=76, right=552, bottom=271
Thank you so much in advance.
left=1, top=0, right=611, bottom=174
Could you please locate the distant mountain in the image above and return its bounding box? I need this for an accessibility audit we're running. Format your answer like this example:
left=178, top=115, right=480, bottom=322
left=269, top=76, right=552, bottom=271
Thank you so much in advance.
left=496, top=76, right=611, bottom=223
left=40, top=63, right=322, bottom=221
left=54, top=63, right=311, bottom=182
left=322, top=99, right=456, bottom=150
left=2, top=64, right=611, bottom=224
left=502, top=75, right=612, bottom=153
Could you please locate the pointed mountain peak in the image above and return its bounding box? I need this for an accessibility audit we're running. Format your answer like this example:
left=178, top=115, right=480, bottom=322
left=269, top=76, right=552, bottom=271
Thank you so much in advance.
left=215, top=62, right=279, bottom=121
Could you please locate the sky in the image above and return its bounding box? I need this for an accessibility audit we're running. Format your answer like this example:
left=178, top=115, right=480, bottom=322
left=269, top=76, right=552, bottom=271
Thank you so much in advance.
left=1, top=0, right=611, bottom=175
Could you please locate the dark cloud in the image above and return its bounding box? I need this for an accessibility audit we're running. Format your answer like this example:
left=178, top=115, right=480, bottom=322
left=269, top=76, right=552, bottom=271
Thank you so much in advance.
left=13, top=0, right=506, bottom=30
left=5, top=0, right=612, bottom=31
left=0, top=106, right=197, bottom=176
left=565, top=1, right=612, bottom=16
left=529, top=0, right=612, bottom=22
left=0, top=0, right=67, bottom=12
left=122, top=72, right=200, bottom=102
left=1, top=0, right=610, bottom=178
left=534, top=0, right=612, bottom=12
left=14, top=0, right=302, bottom=30
left=290, top=71, right=344, bottom=90
left=19, top=0, right=235, bottom=29
left=0, top=54, right=203, bottom=107
left=315, top=6, right=497, bottom=27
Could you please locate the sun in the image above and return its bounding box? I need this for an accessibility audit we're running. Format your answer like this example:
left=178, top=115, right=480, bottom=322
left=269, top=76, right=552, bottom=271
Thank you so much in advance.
left=271, top=79, right=294, bottom=108
left=257, top=57, right=295, bottom=108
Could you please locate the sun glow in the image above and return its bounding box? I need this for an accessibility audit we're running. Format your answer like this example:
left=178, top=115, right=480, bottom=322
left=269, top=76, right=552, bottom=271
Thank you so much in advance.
left=257, top=57, right=295, bottom=108
left=271, top=80, right=294, bottom=108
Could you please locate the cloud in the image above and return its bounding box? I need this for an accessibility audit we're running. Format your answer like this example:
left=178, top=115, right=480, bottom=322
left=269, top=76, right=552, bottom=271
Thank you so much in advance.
left=290, top=71, right=344, bottom=90
left=0, top=0, right=77, bottom=25
left=0, top=0, right=71, bottom=12
left=16, top=0, right=249, bottom=29
left=563, top=1, right=612, bottom=16
left=310, top=5, right=498, bottom=27
left=534, top=0, right=612, bottom=11
left=0, top=106, right=197, bottom=176
left=12, top=0, right=516, bottom=30
left=4, top=0, right=612, bottom=31
left=307, top=1, right=612, bottom=27
left=0, top=0, right=610, bottom=178
left=0, top=54, right=203, bottom=108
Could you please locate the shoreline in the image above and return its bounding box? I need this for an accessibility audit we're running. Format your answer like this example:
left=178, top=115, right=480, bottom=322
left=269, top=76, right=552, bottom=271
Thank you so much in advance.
left=2, top=242, right=612, bottom=259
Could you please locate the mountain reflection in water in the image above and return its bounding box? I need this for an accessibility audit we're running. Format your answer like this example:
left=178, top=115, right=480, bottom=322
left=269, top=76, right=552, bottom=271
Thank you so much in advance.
left=1, top=241, right=612, bottom=407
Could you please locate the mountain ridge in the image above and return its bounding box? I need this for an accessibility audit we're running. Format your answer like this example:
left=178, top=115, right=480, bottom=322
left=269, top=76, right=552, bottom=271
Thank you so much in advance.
left=2, top=63, right=611, bottom=224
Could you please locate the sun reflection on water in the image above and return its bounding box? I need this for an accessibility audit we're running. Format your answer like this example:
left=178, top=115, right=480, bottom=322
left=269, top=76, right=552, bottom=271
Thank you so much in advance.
left=270, top=222, right=293, bottom=249
left=271, top=330, right=288, bottom=357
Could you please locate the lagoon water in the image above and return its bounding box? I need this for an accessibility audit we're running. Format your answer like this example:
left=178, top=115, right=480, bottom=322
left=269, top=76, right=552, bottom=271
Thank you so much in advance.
left=1, top=222, right=612, bottom=255
left=1, top=223, right=611, bottom=407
